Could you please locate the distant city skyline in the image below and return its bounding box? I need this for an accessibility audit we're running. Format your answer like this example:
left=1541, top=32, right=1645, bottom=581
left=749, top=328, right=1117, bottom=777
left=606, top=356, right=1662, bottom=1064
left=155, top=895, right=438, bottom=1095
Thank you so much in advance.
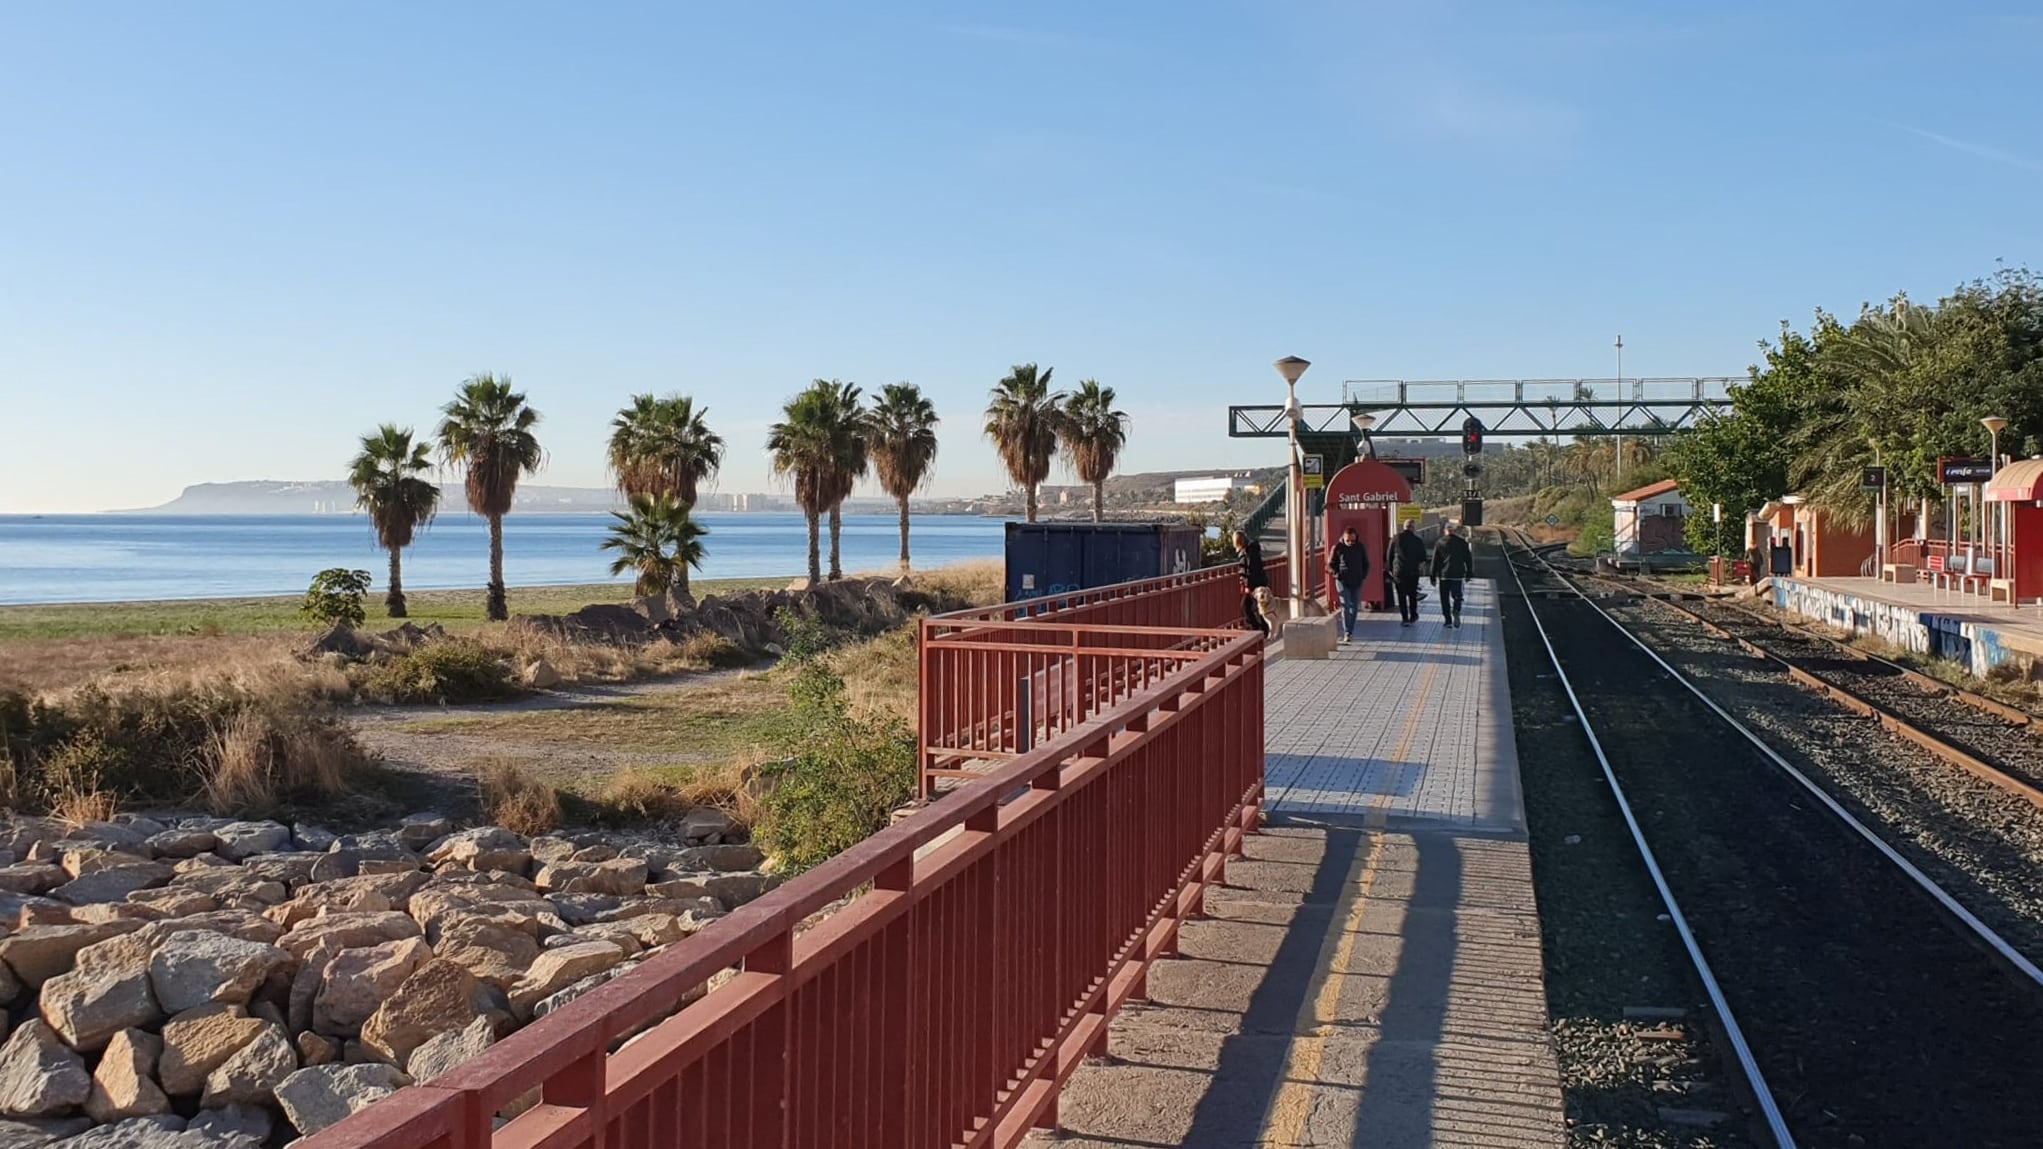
left=4, top=2, right=2039, bottom=513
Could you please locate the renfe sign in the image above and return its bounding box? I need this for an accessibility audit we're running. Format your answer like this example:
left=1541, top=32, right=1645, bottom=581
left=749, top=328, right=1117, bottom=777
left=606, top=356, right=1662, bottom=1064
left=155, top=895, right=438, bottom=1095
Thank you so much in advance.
left=1939, top=457, right=1995, bottom=484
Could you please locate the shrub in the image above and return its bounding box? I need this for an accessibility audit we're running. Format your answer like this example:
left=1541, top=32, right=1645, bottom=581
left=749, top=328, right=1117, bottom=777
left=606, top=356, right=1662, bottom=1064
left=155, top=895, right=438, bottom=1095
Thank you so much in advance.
left=476, top=759, right=562, bottom=836
left=592, top=768, right=692, bottom=825
left=361, top=640, right=517, bottom=704
left=753, top=713, right=915, bottom=874
left=303, top=569, right=372, bottom=629
left=671, top=633, right=752, bottom=670
left=774, top=608, right=843, bottom=662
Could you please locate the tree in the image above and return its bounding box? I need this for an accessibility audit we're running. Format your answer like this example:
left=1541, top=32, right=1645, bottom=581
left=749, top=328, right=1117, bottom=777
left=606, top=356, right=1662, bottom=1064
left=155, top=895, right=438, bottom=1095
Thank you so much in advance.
left=607, top=393, right=724, bottom=598
left=1059, top=380, right=1129, bottom=522
left=435, top=373, right=544, bottom=621
left=768, top=383, right=838, bottom=588
left=346, top=424, right=441, bottom=617
left=817, top=381, right=869, bottom=581
left=867, top=383, right=940, bottom=571
left=985, top=363, right=1065, bottom=522
left=601, top=493, right=707, bottom=596
left=303, top=569, right=372, bottom=629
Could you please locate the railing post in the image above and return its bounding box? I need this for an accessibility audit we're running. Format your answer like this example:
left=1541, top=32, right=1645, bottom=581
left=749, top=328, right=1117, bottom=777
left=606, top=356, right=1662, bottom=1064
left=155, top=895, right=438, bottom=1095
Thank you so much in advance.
left=744, top=929, right=795, bottom=1148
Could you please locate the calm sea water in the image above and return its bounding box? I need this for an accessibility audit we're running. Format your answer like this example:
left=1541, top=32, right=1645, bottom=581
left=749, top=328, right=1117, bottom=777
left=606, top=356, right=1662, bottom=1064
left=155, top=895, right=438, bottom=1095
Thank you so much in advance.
left=0, top=513, right=1008, bottom=605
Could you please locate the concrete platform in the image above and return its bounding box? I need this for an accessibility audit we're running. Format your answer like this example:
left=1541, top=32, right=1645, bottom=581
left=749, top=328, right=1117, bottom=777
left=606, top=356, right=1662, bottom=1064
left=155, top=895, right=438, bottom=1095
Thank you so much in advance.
left=1040, top=580, right=1565, bottom=1148
left=1769, top=574, right=2043, bottom=676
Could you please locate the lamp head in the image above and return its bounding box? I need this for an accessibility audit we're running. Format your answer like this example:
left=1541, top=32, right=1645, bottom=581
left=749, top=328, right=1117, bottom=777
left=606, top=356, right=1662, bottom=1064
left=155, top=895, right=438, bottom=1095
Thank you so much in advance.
left=1273, top=356, right=1311, bottom=386
left=1351, top=413, right=1376, bottom=433
left=1982, top=415, right=2009, bottom=435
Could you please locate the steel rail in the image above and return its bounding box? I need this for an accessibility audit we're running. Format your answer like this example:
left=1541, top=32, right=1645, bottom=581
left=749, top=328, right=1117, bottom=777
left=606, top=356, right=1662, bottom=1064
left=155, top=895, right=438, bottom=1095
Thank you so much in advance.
left=1518, top=536, right=2043, bottom=996
left=1498, top=532, right=1798, bottom=1149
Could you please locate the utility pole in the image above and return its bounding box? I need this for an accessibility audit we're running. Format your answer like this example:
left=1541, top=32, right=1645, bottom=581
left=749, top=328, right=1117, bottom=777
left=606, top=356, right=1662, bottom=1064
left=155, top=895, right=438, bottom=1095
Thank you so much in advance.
left=1614, top=334, right=1625, bottom=483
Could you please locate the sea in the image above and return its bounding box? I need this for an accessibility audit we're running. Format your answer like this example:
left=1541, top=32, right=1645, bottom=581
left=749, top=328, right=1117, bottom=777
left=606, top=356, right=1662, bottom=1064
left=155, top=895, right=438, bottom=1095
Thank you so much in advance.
left=0, top=513, right=1010, bottom=606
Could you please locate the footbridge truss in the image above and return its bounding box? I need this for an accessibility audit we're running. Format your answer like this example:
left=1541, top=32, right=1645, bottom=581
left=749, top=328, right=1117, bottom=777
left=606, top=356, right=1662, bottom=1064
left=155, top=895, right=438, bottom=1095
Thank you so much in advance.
left=1228, top=377, right=1738, bottom=439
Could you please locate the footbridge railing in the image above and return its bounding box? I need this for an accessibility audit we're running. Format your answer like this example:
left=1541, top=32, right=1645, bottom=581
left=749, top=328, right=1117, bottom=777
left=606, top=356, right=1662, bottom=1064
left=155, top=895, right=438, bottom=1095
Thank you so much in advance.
left=305, top=620, right=1266, bottom=1149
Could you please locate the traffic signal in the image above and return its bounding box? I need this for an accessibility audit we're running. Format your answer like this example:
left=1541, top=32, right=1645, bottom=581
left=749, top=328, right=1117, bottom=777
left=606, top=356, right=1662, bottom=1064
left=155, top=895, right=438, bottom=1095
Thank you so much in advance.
left=1461, top=416, right=1484, bottom=456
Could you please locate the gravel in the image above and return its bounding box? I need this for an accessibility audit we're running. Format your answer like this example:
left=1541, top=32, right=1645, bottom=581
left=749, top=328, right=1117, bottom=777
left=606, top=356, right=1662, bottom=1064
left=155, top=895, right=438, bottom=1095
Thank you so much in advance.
left=1512, top=544, right=2043, bottom=1148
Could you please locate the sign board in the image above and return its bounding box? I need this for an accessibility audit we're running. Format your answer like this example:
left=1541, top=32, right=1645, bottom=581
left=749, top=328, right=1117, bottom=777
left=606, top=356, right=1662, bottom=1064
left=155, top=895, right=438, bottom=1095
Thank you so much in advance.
left=1860, top=466, right=1886, bottom=491
left=1301, top=454, right=1325, bottom=490
left=1396, top=505, right=1423, bottom=526
left=1380, top=457, right=1426, bottom=487
left=1545, top=513, right=1560, bottom=527
left=1939, top=457, right=1994, bottom=485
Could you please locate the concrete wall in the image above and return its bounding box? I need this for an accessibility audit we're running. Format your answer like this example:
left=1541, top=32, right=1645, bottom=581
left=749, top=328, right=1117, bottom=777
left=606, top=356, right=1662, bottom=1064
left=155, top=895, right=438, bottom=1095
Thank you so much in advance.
left=1767, top=576, right=2043, bottom=678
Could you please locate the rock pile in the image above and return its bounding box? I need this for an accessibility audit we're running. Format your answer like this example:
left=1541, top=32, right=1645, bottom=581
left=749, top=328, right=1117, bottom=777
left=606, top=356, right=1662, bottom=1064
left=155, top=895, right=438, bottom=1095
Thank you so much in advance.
left=0, top=810, right=775, bottom=1146
left=526, top=576, right=952, bottom=648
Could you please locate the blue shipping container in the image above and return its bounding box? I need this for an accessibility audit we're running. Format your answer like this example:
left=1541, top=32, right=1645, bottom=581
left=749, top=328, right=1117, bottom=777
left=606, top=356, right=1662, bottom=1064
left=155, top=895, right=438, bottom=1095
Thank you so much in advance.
left=1003, top=522, right=1205, bottom=606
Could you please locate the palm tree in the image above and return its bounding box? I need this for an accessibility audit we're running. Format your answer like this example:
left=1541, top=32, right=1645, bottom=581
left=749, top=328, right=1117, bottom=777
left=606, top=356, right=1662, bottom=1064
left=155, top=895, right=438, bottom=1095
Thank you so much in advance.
left=868, top=383, right=941, bottom=572
left=1058, top=380, right=1129, bottom=523
left=607, top=393, right=724, bottom=598
left=985, top=363, right=1065, bottom=522
left=768, top=383, right=838, bottom=588
left=435, top=373, right=544, bottom=621
left=601, top=493, right=707, bottom=596
left=818, top=381, right=869, bottom=580
left=346, top=424, right=441, bottom=618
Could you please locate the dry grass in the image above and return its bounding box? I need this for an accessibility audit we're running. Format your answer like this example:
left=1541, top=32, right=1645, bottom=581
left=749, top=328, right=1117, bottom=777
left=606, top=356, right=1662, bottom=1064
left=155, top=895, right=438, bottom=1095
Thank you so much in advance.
left=51, top=786, right=120, bottom=828
left=198, top=707, right=366, bottom=816
left=831, top=625, right=919, bottom=723
left=476, top=758, right=564, bottom=836
left=913, top=560, right=1004, bottom=607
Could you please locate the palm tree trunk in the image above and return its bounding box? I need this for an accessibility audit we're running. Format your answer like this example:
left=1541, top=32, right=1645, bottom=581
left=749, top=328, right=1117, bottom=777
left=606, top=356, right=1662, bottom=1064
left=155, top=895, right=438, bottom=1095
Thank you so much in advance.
left=805, top=510, right=822, bottom=588
left=1092, top=479, right=1104, bottom=524
left=897, top=494, right=911, bottom=573
left=487, top=514, right=508, bottom=621
left=675, top=556, right=691, bottom=602
left=386, top=546, right=407, bottom=618
left=828, top=504, right=843, bottom=581
left=1026, top=484, right=1038, bottom=523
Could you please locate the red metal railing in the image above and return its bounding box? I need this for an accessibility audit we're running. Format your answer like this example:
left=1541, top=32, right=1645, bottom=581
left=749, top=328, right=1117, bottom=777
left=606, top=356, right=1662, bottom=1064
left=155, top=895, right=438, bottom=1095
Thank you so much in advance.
left=302, top=627, right=1267, bottom=1149
left=942, top=551, right=1307, bottom=630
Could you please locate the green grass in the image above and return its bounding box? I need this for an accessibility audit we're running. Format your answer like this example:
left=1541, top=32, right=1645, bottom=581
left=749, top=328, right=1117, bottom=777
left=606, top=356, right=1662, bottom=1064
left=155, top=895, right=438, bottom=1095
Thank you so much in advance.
left=0, top=578, right=788, bottom=643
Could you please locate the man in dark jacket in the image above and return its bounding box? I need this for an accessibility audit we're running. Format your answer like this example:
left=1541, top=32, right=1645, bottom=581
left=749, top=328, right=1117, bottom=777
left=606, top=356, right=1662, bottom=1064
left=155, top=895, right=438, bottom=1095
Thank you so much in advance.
left=1431, top=522, right=1474, bottom=628
left=1389, top=520, right=1429, bottom=626
left=1326, top=524, right=1371, bottom=643
left=1232, top=529, right=1270, bottom=635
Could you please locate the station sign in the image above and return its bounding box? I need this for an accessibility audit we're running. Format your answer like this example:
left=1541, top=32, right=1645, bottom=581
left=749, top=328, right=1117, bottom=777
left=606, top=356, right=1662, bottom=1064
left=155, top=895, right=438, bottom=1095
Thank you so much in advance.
left=1860, top=466, right=1885, bottom=491
left=1938, top=457, right=1994, bottom=485
left=1302, top=455, right=1325, bottom=490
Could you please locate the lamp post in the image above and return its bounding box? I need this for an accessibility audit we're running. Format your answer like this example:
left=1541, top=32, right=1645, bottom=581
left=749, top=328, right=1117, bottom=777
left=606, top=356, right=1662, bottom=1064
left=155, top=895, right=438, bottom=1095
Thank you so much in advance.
left=1984, top=415, right=2009, bottom=581
left=1275, top=356, right=1311, bottom=621
left=1352, top=412, right=1376, bottom=460
left=1614, top=334, right=1625, bottom=482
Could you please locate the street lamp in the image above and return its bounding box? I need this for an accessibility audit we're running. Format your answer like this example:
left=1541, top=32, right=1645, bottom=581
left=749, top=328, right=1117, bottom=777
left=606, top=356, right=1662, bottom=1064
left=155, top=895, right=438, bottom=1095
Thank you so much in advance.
left=1614, top=334, right=1625, bottom=482
left=1984, top=416, right=2009, bottom=582
left=1275, top=356, right=1311, bottom=620
left=1352, top=412, right=1376, bottom=460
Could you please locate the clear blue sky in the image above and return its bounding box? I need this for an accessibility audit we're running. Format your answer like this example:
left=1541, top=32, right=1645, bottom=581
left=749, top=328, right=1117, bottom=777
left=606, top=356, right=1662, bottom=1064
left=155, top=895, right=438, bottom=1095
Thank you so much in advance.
left=3, top=1, right=2038, bottom=512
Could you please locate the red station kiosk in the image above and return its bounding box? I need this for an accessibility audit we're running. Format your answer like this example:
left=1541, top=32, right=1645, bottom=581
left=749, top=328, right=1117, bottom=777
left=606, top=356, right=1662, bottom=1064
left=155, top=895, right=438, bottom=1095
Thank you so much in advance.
left=1322, top=458, right=1415, bottom=611
left=1986, top=459, right=2043, bottom=603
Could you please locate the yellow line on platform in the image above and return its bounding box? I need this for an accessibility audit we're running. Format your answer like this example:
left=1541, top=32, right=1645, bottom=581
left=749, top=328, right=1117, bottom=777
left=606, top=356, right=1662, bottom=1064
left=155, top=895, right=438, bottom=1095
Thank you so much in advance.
left=1260, top=661, right=1438, bottom=1144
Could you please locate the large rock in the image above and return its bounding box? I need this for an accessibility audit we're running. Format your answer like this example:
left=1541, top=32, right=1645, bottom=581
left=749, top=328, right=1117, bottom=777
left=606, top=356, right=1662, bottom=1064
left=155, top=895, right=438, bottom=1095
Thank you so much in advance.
left=534, top=859, right=647, bottom=897
left=148, top=931, right=293, bottom=1015
left=277, top=912, right=420, bottom=961
left=292, top=824, right=338, bottom=852
left=358, top=959, right=496, bottom=1066
left=123, top=889, right=215, bottom=919
left=39, top=929, right=162, bottom=1051
left=0, top=921, right=142, bottom=990
left=156, top=1006, right=265, bottom=1097
left=53, top=865, right=172, bottom=908
left=678, top=807, right=733, bottom=844
left=0, top=867, right=65, bottom=897
left=0, top=1116, right=93, bottom=1148
left=408, top=886, right=553, bottom=941
left=508, top=941, right=626, bottom=1017
left=84, top=1029, right=169, bottom=1124
left=405, top=1015, right=495, bottom=1082
left=56, top=1114, right=194, bottom=1149
left=396, top=814, right=452, bottom=853
left=425, top=828, right=530, bottom=874
left=166, top=912, right=281, bottom=947
left=200, top=1021, right=295, bottom=1107
left=528, top=837, right=577, bottom=866
left=705, top=873, right=779, bottom=908
left=307, top=845, right=420, bottom=885
left=313, top=937, right=432, bottom=1036
left=237, top=854, right=319, bottom=890
left=0, top=1022, right=89, bottom=1117
left=142, top=831, right=217, bottom=861
left=186, top=1105, right=270, bottom=1145
left=209, top=824, right=290, bottom=863
left=432, top=918, right=542, bottom=991
left=168, top=871, right=286, bottom=909
left=55, top=846, right=147, bottom=881
left=272, top=1064, right=410, bottom=1137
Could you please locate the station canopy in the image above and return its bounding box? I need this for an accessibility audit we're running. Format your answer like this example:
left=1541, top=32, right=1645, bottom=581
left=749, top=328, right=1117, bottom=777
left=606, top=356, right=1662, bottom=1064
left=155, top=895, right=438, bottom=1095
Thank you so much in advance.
left=1984, top=459, right=2043, bottom=503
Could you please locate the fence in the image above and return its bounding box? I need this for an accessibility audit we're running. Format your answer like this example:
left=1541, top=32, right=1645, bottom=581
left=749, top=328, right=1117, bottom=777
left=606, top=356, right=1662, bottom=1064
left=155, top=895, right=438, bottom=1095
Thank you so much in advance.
left=304, top=626, right=1267, bottom=1149
left=940, top=552, right=1298, bottom=629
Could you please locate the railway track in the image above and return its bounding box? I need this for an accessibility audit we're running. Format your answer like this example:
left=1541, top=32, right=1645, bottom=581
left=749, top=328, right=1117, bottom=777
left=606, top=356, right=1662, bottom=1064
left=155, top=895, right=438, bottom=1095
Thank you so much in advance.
left=1499, top=530, right=2043, bottom=1149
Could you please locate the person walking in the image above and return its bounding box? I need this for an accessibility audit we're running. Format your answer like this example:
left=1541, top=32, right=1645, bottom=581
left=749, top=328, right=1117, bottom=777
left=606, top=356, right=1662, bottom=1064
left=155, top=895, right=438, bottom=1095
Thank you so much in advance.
left=1431, top=522, right=1474, bottom=628
left=1327, top=524, right=1371, bottom=643
left=1390, top=519, right=1429, bottom=627
left=1233, top=529, right=1271, bottom=636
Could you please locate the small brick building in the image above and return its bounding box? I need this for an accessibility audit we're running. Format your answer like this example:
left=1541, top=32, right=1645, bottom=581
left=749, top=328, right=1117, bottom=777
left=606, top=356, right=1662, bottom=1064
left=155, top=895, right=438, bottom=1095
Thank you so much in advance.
left=1611, top=479, right=1690, bottom=556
